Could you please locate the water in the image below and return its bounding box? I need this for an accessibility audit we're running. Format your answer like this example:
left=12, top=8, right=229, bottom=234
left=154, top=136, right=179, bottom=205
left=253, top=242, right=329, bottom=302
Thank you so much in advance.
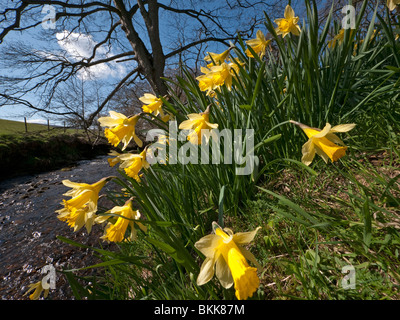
left=0, top=156, right=119, bottom=300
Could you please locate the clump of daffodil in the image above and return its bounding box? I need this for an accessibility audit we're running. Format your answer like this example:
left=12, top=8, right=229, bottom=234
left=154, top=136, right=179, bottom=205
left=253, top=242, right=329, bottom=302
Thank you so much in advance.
left=274, top=5, right=301, bottom=38
left=96, top=199, right=147, bottom=243
left=196, top=61, right=241, bottom=96
left=56, top=177, right=112, bottom=233
left=204, top=48, right=231, bottom=68
left=245, top=30, right=271, bottom=59
left=179, top=105, right=218, bottom=145
left=328, top=29, right=356, bottom=49
left=387, top=0, right=400, bottom=11
left=195, top=222, right=261, bottom=300
left=98, top=111, right=142, bottom=150
left=107, top=150, right=124, bottom=167
left=106, top=149, right=150, bottom=181
left=290, top=120, right=356, bottom=166
left=139, top=93, right=164, bottom=116
left=196, top=68, right=217, bottom=96
left=24, top=280, right=49, bottom=300
left=328, top=29, right=345, bottom=49
left=120, top=148, right=150, bottom=182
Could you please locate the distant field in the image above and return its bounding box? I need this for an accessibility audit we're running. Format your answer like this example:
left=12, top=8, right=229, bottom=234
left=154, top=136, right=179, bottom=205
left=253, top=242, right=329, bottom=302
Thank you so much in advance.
left=0, top=119, right=49, bottom=134
left=0, top=118, right=79, bottom=135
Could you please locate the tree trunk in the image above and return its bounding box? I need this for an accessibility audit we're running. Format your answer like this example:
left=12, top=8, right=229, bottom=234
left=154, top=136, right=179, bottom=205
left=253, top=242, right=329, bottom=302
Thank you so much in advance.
left=113, top=0, right=168, bottom=96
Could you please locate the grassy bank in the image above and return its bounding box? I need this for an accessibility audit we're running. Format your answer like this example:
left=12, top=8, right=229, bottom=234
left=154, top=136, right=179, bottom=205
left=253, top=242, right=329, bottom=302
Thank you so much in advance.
left=0, top=120, right=110, bottom=180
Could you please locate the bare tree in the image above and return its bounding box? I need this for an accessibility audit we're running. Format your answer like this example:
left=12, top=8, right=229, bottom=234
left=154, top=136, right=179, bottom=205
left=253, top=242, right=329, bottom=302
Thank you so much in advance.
left=0, top=0, right=271, bottom=129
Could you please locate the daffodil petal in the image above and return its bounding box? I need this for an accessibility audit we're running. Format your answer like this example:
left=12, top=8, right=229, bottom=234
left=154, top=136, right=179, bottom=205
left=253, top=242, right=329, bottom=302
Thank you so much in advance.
left=312, top=123, right=332, bottom=138
left=179, top=119, right=195, bottom=130
left=109, top=111, right=127, bottom=119
left=133, top=134, right=143, bottom=148
left=187, top=113, right=205, bottom=121
left=194, top=234, right=220, bottom=257
left=205, top=121, right=219, bottom=129
left=98, top=117, right=123, bottom=127
left=62, top=180, right=88, bottom=189
left=325, top=133, right=345, bottom=146
left=232, top=226, right=261, bottom=245
left=301, top=139, right=316, bottom=166
left=330, top=123, right=356, bottom=133
left=215, top=254, right=234, bottom=289
left=196, top=257, right=215, bottom=286
left=239, top=246, right=262, bottom=272
left=314, top=146, right=330, bottom=163
left=285, top=5, right=295, bottom=19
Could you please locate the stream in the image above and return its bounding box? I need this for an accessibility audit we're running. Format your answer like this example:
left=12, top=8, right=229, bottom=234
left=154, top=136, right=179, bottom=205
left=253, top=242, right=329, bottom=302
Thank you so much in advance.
left=0, top=155, right=120, bottom=300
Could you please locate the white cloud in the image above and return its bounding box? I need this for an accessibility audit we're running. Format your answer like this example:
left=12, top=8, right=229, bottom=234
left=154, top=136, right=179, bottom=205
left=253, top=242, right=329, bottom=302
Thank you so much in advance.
left=55, top=31, right=127, bottom=80
left=26, top=118, right=48, bottom=124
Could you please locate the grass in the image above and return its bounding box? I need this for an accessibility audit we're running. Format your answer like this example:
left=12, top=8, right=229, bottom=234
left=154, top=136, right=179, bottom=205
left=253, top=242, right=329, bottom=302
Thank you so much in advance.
left=238, top=150, right=400, bottom=299
left=0, top=118, right=79, bottom=135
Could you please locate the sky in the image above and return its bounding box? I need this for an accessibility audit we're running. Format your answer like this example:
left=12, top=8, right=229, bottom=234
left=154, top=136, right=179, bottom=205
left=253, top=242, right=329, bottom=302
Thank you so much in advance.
left=0, top=0, right=306, bottom=125
left=0, top=26, right=129, bottom=125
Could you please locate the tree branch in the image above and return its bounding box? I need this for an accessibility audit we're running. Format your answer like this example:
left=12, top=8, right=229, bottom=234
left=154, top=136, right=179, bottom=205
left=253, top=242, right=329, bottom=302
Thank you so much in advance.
left=86, top=66, right=140, bottom=126
left=0, top=93, right=79, bottom=116
left=165, top=36, right=236, bottom=59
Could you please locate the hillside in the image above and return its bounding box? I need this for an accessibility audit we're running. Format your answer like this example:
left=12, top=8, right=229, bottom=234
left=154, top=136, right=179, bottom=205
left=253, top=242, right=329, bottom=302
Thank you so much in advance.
left=0, top=119, right=110, bottom=180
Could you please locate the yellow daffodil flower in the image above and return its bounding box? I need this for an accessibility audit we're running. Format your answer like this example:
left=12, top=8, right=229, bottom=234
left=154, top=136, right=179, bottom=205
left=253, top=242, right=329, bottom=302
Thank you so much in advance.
left=178, top=105, right=218, bottom=145
left=98, top=111, right=142, bottom=150
left=245, top=30, right=271, bottom=58
left=97, top=200, right=147, bottom=243
left=328, top=29, right=356, bottom=49
left=196, top=62, right=239, bottom=95
left=139, top=93, right=164, bottom=116
left=204, top=48, right=231, bottom=68
left=197, top=69, right=217, bottom=96
left=118, top=149, right=150, bottom=182
left=210, top=62, right=234, bottom=89
left=24, top=280, right=49, bottom=300
left=274, top=5, right=301, bottom=38
left=161, top=111, right=175, bottom=123
left=56, top=177, right=110, bottom=232
left=387, top=0, right=400, bottom=11
left=106, top=150, right=123, bottom=167
left=290, top=120, right=356, bottom=166
left=328, top=29, right=345, bottom=49
left=195, top=222, right=261, bottom=300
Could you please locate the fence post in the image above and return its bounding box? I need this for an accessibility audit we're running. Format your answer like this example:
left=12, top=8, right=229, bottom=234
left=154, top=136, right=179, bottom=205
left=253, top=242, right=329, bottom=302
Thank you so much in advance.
left=47, top=119, right=50, bottom=131
left=24, top=117, right=28, bottom=133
